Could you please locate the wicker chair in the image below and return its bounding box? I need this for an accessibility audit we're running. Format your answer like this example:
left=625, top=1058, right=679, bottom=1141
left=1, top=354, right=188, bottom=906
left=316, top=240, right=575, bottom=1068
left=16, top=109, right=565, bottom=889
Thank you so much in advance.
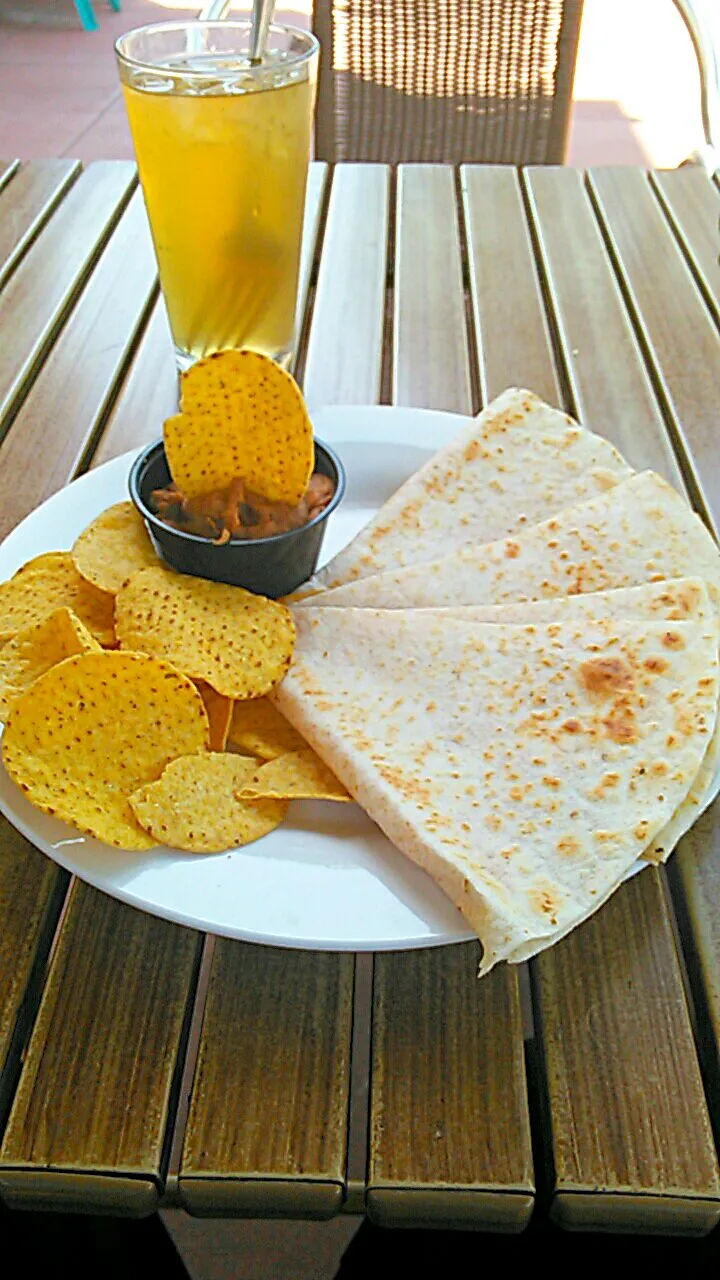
left=199, top=1, right=720, bottom=169
left=312, top=0, right=585, bottom=165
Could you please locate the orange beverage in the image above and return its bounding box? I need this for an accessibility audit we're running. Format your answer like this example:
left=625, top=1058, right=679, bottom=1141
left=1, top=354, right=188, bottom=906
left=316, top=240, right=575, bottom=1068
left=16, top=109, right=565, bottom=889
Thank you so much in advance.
left=116, top=22, right=318, bottom=370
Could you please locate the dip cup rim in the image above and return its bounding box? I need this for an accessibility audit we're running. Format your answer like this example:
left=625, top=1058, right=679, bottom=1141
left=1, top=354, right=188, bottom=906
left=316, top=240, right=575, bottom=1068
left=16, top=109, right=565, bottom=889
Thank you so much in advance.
left=128, top=436, right=346, bottom=551
left=115, top=20, right=320, bottom=78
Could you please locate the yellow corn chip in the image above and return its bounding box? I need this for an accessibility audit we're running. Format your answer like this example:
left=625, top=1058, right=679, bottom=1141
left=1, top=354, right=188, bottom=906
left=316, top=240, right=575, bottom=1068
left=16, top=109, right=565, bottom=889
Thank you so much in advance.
left=72, top=501, right=158, bottom=595
left=2, top=651, right=210, bottom=850
left=165, top=349, right=314, bottom=504
left=195, top=681, right=233, bottom=752
left=0, top=607, right=101, bottom=721
left=130, top=753, right=287, bottom=853
left=115, top=565, right=295, bottom=699
left=227, top=696, right=307, bottom=760
left=237, top=749, right=352, bottom=802
left=0, top=551, right=116, bottom=646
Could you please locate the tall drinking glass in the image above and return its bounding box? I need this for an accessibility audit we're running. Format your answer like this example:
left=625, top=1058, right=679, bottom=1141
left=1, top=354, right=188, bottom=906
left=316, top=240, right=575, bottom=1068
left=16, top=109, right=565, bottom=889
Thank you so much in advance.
left=115, top=21, right=319, bottom=371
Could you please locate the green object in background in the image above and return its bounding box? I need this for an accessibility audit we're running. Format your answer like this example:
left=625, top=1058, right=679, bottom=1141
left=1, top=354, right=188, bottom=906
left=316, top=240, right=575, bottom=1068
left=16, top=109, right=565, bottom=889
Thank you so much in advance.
left=73, top=0, right=121, bottom=33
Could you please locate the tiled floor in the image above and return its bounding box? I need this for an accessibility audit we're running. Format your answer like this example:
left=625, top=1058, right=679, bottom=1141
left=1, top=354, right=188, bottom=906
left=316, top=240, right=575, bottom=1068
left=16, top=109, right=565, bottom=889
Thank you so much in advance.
left=0, top=0, right=710, bottom=166
left=0, top=2, right=712, bottom=1278
left=0, top=1, right=314, bottom=160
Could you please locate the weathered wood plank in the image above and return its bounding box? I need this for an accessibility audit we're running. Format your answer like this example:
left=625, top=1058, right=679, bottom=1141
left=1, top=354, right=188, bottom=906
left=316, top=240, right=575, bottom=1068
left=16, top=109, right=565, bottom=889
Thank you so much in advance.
left=0, top=882, right=200, bottom=1215
left=0, top=187, right=157, bottom=541
left=393, top=166, right=472, bottom=411
left=369, top=945, right=533, bottom=1230
left=534, top=871, right=720, bottom=1234
left=0, top=161, right=136, bottom=441
left=0, top=160, right=81, bottom=292
left=650, top=167, right=720, bottom=330
left=368, top=167, right=534, bottom=1229
left=523, top=166, right=684, bottom=486
left=645, top=169, right=720, bottom=1142
left=179, top=943, right=354, bottom=1217
left=669, top=805, right=720, bottom=1132
left=303, top=164, right=389, bottom=406
left=0, top=821, right=67, bottom=1126
left=524, top=164, right=720, bottom=1236
left=588, top=167, right=720, bottom=536
left=178, top=164, right=381, bottom=1220
left=91, top=296, right=177, bottom=468
left=460, top=165, right=561, bottom=406
left=0, top=161, right=20, bottom=195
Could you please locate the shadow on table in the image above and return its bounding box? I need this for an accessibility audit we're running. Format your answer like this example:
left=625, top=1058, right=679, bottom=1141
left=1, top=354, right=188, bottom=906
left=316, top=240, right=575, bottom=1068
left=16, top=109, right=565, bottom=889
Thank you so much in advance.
left=0, top=1206, right=191, bottom=1280
left=4, top=1203, right=720, bottom=1276
left=334, top=1215, right=720, bottom=1274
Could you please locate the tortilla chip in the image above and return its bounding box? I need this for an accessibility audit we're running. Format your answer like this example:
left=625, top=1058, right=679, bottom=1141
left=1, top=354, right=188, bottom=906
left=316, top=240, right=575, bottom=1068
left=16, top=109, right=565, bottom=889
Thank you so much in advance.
left=227, top=696, right=308, bottom=760
left=130, top=753, right=287, bottom=853
left=115, top=565, right=295, bottom=699
left=195, top=682, right=233, bottom=752
left=238, top=749, right=351, bottom=802
left=2, top=651, right=210, bottom=850
left=0, top=551, right=116, bottom=646
left=0, top=607, right=101, bottom=721
left=72, top=501, right=158, bottom=595
left=165, top=349, right=313, bottom=504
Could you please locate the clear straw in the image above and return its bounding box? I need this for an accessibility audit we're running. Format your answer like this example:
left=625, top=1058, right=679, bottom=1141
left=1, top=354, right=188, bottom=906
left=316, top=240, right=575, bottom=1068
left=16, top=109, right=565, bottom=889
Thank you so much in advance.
left=196, top=1, right=276, bottom=63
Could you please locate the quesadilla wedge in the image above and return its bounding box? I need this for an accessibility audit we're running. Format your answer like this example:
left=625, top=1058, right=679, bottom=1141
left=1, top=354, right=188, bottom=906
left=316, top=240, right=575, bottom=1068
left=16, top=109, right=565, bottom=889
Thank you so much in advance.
left=413, top=578, right=713, bottom=626
left=296, top=471, right=720, bottom=612
left=298, top=388, right=633, bottom=595
left=418, top=580, right=720, bottom=865
left=274, top=607, right=719, bottom=973
left=321, top=576, right=720, bottom=864
left=647, top=711, right=720, bottom=864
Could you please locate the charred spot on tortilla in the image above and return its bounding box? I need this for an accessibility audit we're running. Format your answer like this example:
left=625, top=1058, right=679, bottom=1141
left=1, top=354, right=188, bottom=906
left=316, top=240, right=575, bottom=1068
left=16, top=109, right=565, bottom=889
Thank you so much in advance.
left=580, top=656, right=635, bottom=697
left=603, top=700, right=637, bottom=744
left=644, top=656, right=669, bottom=674
left=660, top=582, right=704, bottom=617
left=529, top=883, right=561, bottom=927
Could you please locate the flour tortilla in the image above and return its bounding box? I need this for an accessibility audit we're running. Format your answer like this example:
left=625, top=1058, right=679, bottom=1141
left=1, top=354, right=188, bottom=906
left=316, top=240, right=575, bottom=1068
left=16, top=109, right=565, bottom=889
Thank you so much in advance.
left=299, top=580, right=720, bottom=864
left=297, top=472, right=720, bottom=612
left=274, top=608, right=719, bottom=973
left=648, top=704, right=720, bottom=863
left=406, top=579, right=720, bottom=864
left=411, top=578, right=713, bottom=626
left=300, top=388, right=633, bottom=594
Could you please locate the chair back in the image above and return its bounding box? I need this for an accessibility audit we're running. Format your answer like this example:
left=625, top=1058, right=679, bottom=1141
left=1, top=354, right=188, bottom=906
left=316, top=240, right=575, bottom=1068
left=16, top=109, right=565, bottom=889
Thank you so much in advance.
left=313, top=0, right=584, bottom=164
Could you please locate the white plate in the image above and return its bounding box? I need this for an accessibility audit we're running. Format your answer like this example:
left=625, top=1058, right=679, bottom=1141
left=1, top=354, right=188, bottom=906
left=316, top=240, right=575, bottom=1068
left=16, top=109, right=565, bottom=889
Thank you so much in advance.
left=0, top=406, right=476, bottom=951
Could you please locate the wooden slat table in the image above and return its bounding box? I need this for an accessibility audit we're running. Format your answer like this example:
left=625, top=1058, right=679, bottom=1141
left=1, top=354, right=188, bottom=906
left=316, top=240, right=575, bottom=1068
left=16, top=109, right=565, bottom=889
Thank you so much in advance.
left=0, top=160, right=719, bottom=1237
